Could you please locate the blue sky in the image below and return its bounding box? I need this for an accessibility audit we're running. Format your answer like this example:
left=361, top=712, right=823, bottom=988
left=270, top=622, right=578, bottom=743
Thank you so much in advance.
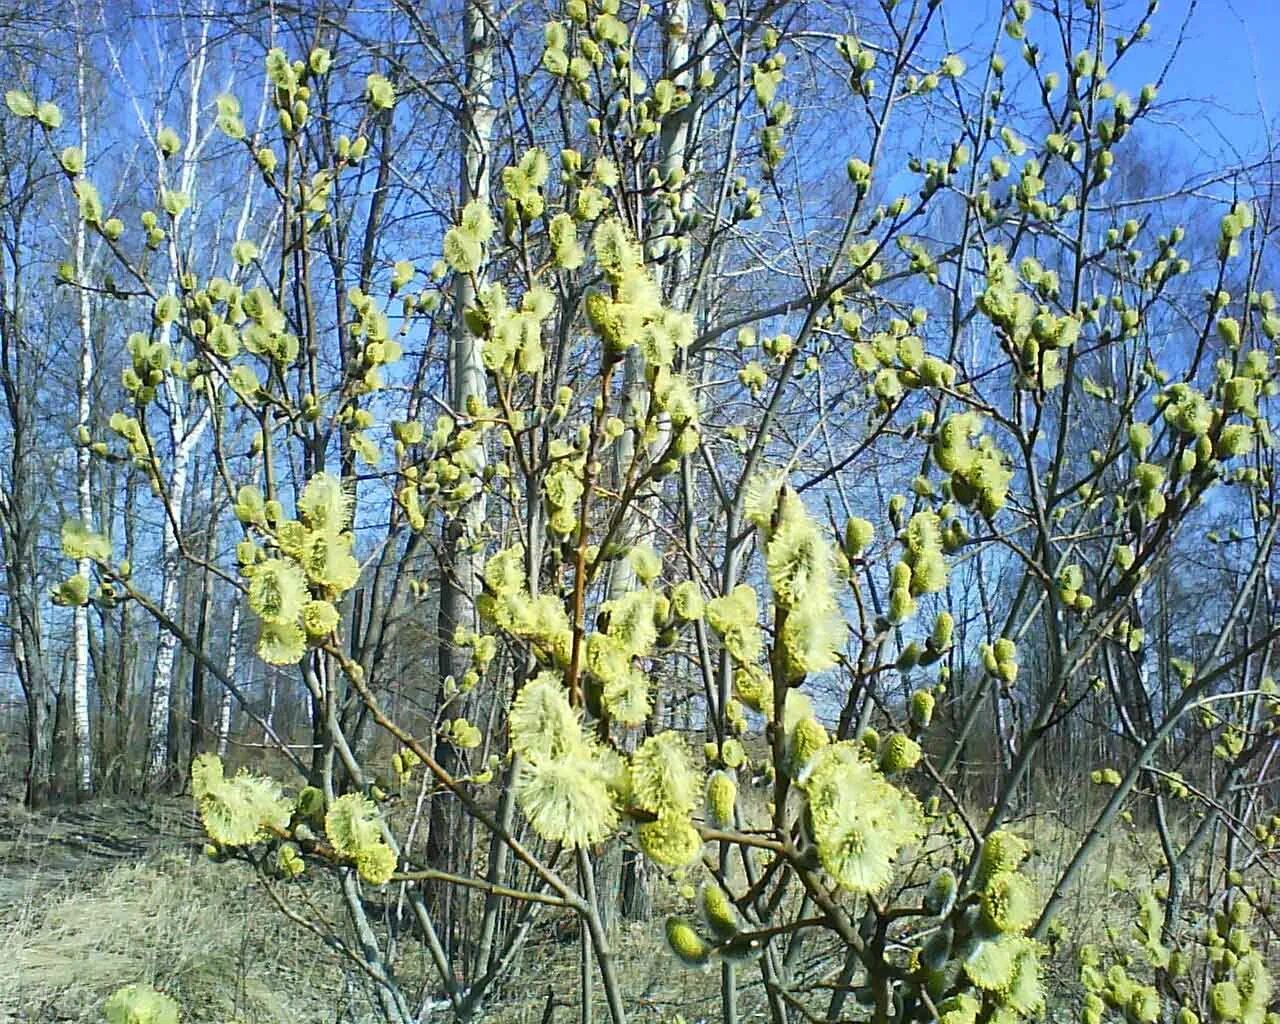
left=935, top=0, right=1277, bottom=171
left=1123, top=0, right=1279, bottom=164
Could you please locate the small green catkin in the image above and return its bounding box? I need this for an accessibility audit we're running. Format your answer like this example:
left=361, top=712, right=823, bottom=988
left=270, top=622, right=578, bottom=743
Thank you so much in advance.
left=844, top=515, right=875, bottom=557
left=979, top=871, right=1036, bottom=934
left=789, top=716, right=829, bottom=773
left=879, top=732, right=922, bottom=773
left=924, top=866, right=958, bottom=916
left=889, top=585, right=917, bottom=623
left=910, top=689, right=936, bottom=728
left=977, top=830, right=1030, bottom=885
left=705, top=771, right=737, bottom=828
left=700, top=883, right=740, bottom=941
left=921, top=925, right=954, bottom=971
left=931, top=610, right=954, bottom=650
left=277, top=843, right=305, bottom=879
left=665, top=916, right=711, bottom=968
left=1210, top=981, right=1241, bottom=1023
left=638, top=815, right=703, bottom=869
left=103, top=984, right=180, bottom=1024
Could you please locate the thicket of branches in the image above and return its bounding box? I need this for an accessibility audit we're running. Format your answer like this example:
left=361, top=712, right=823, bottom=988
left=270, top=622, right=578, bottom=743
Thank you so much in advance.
left=2, top=1, right=1278, bottom=1022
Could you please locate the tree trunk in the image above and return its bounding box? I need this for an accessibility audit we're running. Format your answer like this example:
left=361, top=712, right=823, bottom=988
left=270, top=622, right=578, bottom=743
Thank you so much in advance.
left=50, top=662, right=75, bottom=803
left=216, top=603, right=240, bottom=758
left=429, top=0, right=496, bottom=966
left=142, top=34, right=212, bottom=790
left=619, top=849, right=652, bottom=920
left=108, top=469, right=140, bottom=792
left=188, top=561, right=212, bottom=773
left=265, top=667, right=278, bottom=735
left=146, top=416, right=207, bottom=786
left=0, top=178, right=56, bottom=809
left=600, top=0, right=695, bottom=924
left=13, top=614, right=53, bottom=809
left=71, top=31, right=95, bottom=800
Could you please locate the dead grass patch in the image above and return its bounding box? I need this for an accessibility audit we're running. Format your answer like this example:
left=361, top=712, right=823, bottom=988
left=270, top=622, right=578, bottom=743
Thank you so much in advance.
left=0, top=849, right=349, bottom=1023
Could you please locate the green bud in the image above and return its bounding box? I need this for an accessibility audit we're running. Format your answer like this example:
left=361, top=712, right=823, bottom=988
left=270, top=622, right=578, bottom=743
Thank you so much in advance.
left=910, top=689, right=935, bottom=728
left=665, top=916, right=711, bottom=968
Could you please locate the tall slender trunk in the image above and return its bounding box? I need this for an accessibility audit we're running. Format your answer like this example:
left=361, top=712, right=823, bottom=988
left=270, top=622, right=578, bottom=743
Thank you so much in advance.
left=12, top=600, right=53, bottom=808
left=110, top=469, right=140, bottom=790
left=188, top=563, right=212, bottom=769
left=598, top=0, right=695, bottom=926
left=216, top=603, right=241, bottom=758
left=50, top=657, right=75, bottom=801
left=108, top=599, right=132, bottom=791
left=436, top=0, right=494, bottom=685
left=0, top=242, right=54, bottom=808
left=429, top=0, right=495, bottom=965
left=142, top=25, right=212, bottom=789
left=146, top=432, right=198, bottom=784
left=265, top=668, right=278, bottom=734
left=71, top=27, right=95, bottom=800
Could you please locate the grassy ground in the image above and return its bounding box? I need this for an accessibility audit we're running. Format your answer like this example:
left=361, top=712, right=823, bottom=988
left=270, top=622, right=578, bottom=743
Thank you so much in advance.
left=0, top=783, right=1167, bottom=1024
left=0, top=796, right=352, bottom=1023
left=0, top=792, right=724, bottom=1024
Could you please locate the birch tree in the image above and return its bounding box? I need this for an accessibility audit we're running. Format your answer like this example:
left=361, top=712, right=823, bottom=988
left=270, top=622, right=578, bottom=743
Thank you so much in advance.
left=427, top=0, right=498, bottom=960
left=68, top=9, right=97, bottom=798
left=95, top=1, right=274, bottom=785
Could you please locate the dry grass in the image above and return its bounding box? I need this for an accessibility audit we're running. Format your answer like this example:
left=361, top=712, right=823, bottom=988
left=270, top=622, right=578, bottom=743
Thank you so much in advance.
left=0, top=849, right=354, bottom=1023
left=0, top=849, right=727, bottom=1024
left=0, top=785, right=1182, bottom=1024
left=0, top=794, right=721, bottom=1024
left=0, top=795, right=363, bottom=1024
left=1018, top=803, right=1168, bottom=938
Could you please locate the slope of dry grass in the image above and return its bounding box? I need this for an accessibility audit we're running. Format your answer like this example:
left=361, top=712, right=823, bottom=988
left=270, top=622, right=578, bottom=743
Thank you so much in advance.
left=0, top=797, right=353, bottom=1023
left=0, top=786, right=1174, bottom=1024
left=0, top=794, right=719, bottom=1024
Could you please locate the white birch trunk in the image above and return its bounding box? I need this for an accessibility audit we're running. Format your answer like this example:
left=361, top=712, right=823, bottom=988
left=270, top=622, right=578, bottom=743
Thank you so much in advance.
left=597, top=0, right=695, bottom=931
left=145, top=433, right=191, bottom=778
left=265, top=669, right=278, bottom=734
left=437, top=0, right=495, bottom=684
left=216, top=603, right=240, bottom=757
left=99, top=13, right=264, bottom=782
left=428, top=0, right=496, bottom=966
left=449, top=0, right=495, bottom=618
left=606, top=0, right=692, bottom=606
left=144, top=28, right=212, bottom=783
left=71, top=29, right=94, bottom=798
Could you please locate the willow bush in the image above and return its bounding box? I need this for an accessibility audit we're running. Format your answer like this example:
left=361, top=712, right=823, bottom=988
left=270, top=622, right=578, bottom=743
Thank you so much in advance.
left=10, top=0, right=1280, bottom=1021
